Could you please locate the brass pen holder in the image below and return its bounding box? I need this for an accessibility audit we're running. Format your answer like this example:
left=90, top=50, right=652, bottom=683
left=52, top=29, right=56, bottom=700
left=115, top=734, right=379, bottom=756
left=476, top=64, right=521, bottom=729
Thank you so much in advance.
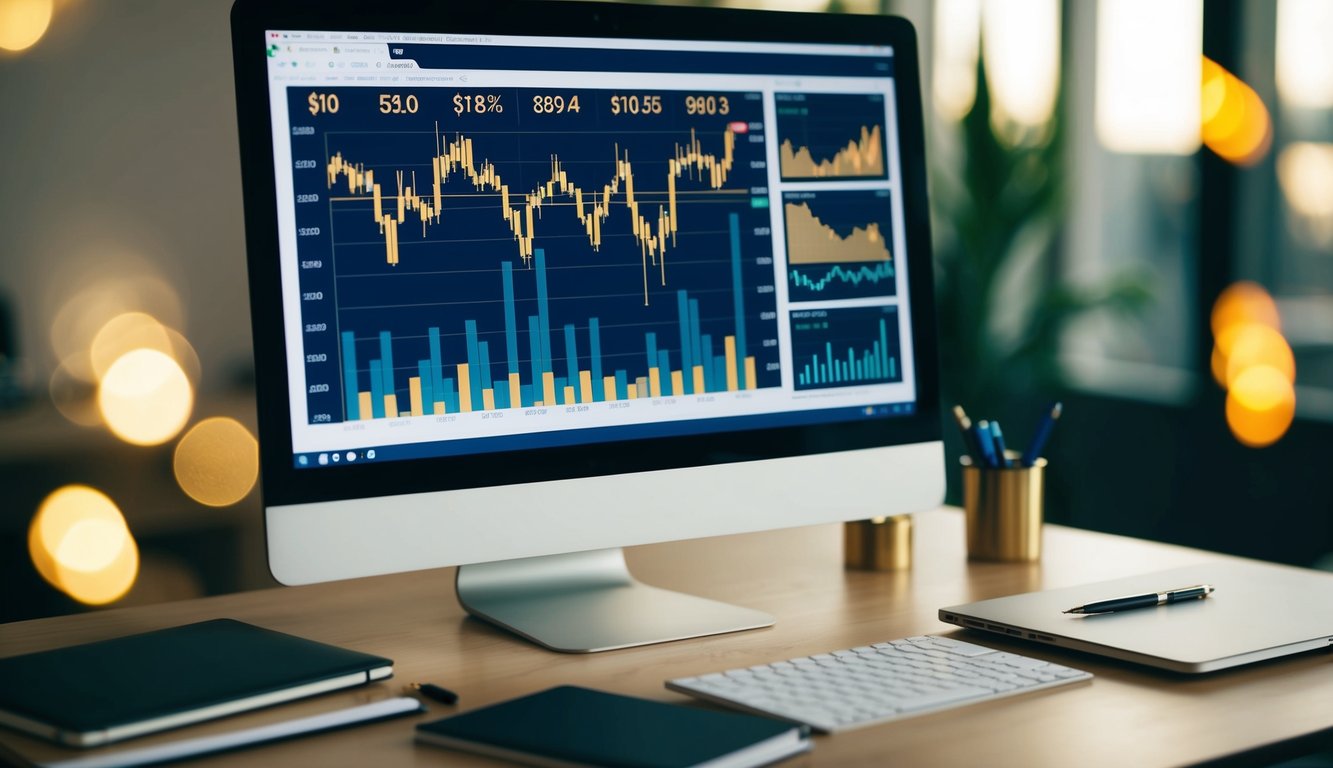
left=961, top=454, right=1045, bottom=562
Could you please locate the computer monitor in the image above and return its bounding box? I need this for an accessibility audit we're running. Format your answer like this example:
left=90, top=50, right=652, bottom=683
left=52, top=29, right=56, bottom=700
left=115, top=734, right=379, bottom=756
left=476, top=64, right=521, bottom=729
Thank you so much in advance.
left=230, top=0, right=942, bottom=652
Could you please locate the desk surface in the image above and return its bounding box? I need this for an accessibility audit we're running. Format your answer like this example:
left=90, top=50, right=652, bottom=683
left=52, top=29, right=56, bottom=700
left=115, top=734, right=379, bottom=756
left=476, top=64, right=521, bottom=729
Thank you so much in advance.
left=2, top=508, right=1330, bottom=768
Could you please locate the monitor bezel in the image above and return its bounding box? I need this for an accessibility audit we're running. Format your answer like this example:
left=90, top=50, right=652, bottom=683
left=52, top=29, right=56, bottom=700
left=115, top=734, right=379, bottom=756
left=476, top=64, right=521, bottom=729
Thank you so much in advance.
left=230, top=0, right=941, bottom=509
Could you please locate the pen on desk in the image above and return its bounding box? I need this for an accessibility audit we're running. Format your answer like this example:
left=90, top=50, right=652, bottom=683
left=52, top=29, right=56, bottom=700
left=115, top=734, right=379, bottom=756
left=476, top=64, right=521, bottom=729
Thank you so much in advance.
left=951, top=405, right=980, bottom=461
left=1020, top=402, right=1062, bottom=467
left=1063, top=584, right=1214, bottom=614
left=406, top=682, right=459, bottom=705
left=987, top=420, right=1012, bottom=467
left=973, top=420, right=999, bottom=468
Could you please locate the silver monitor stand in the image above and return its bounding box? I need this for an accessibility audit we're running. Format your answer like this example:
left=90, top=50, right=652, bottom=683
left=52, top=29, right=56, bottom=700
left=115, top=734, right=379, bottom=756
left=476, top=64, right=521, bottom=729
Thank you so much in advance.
left=456, top=548, right=774, bottom=652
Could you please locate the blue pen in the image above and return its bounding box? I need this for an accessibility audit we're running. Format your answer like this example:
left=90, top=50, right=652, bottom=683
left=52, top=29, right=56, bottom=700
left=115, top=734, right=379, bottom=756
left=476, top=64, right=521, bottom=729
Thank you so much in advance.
left=988, top=420, right=1012, bottom=467
left=1020, top=402, right=1063, bottom=467
left=973, top=420, right=999, bottom=468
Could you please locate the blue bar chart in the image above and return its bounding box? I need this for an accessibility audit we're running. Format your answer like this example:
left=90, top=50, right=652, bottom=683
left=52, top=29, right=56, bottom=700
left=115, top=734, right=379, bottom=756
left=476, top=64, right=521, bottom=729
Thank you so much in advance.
left=338, top=214, right=764, bottom=419
left=790, top=305, right=902, bottom=391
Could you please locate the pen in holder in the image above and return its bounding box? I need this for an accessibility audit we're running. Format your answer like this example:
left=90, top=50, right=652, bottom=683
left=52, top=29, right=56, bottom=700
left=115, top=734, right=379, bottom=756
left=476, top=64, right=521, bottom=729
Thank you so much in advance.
left=961, top=453, right=1045, bottom=562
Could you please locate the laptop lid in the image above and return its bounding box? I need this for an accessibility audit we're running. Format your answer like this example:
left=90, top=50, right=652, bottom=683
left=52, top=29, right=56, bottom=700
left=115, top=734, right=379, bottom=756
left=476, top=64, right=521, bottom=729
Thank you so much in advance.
left=939, top=560, right=1333, bottom=673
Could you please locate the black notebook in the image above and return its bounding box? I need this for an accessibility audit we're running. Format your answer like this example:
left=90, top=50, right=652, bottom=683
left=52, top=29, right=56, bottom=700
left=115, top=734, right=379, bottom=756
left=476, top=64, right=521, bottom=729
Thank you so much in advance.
left=0, top=618, right=393, bottom=747
left=416, top=686, right=810, bottom=768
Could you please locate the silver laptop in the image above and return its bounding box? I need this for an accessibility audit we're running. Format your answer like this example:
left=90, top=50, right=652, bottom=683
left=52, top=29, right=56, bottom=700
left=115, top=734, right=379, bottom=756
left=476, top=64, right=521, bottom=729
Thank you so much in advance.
left=939, top=560, right=1333, bottom=673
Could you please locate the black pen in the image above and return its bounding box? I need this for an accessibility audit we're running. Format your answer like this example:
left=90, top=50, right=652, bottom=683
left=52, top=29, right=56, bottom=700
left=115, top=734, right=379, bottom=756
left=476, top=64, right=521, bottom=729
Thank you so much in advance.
left=1063, top=584, right=1214, bottom=614
left=951, top=405, right=980, bottom=461
left=406, top=682, right=459, bottom=705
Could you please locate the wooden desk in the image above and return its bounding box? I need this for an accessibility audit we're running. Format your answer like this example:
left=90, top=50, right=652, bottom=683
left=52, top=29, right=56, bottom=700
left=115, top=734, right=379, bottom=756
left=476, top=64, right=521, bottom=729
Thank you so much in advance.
left=2, top=508, right=1330, bottom=767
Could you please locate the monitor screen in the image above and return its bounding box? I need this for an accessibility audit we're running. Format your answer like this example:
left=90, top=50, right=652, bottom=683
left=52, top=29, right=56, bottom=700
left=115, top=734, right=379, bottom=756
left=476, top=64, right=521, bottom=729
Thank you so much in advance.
left=258, top=27, right=923, bottom=471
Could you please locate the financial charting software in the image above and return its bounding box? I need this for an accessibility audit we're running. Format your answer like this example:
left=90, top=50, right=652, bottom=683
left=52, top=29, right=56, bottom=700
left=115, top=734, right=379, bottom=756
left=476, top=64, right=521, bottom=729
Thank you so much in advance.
left=262, top=31, right=920, bottom=468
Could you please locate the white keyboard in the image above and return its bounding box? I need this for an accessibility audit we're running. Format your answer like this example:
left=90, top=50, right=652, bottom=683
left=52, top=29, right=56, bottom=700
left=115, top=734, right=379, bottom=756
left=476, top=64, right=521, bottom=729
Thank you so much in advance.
left=666, top=635, right=1091, bottom=733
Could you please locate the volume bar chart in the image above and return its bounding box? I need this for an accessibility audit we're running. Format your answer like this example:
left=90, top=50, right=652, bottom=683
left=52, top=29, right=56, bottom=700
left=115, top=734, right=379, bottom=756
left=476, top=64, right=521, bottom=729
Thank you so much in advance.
left=790, top=306, right=902, bottom=391
left=339, top=215, right=761, bottom=420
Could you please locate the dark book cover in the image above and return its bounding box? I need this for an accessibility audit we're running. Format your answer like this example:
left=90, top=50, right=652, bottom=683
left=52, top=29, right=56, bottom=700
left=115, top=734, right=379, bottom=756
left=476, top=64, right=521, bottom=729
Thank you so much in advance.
left=416, top=685, right=810, bottom=768
left=0, top=618, right=392, bottom=745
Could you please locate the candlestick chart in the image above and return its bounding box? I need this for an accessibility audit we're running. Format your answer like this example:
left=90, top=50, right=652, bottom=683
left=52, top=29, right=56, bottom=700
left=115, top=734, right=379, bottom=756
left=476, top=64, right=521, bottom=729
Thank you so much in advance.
left=287, top=87, right=781, bottom=425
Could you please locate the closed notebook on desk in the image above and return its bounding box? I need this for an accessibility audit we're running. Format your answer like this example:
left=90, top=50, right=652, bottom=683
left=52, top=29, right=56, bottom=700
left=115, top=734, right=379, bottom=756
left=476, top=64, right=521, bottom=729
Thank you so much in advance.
left=939, top=560, right=1333, bottom=673
left=0, top=618, right=394, bottom=747
left=416, top=686, right=811, bottom=768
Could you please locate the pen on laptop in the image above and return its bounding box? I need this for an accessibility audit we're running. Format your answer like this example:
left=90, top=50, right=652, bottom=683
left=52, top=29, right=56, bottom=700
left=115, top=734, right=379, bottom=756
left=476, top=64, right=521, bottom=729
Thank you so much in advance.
left=1063, top=584, right=1214, bottom=614
left=1020, top=402, right=1062, bottom=467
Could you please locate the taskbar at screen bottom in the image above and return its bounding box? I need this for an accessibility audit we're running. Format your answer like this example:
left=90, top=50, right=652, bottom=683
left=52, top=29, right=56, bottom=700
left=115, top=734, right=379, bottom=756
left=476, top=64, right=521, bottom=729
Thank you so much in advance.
left=292, top=401, right=915, bottom=469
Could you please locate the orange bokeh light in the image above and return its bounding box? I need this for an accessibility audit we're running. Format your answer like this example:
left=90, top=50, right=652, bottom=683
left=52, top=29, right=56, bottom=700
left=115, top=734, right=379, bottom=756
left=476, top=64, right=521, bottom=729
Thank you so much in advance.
left=1222, top=324, right=1294, bottom=388
left=1210, top=281, right=1280, bottom=340
left=1201, top=57, right=1272, bottom=167
left=1225, top=366, right=1296, bottom=447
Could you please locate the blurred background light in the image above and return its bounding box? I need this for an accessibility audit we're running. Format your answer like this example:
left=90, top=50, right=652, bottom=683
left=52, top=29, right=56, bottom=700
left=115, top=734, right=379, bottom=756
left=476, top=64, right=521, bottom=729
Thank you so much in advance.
left=49, top=276, right=185, bottom=384
left=0, top=0, right=52, bottom=52
left=97, top=348, right=193, bottom=446
left=1226, top=365, right=1297, bottom=447
left=48, top=354, right=104, bottom=427
left=981, top=0, right=1060, bottom=138
left=1095, top=0, right=1202, bottom=155
left=1210, top=281, right=1281, bottom=338
left=1201, top=57, right=1272, bottom=166
left=1222, top=324, right=1295, bottom=388
left=1276, top=142, right=1333, bottom=248
left=89, top=313, right=172, bottom=380
left=932, top=0, right=981, bottom=121
left=1210, top=281, right=1283, bottom=387
left=1275, top=0, right=1333, bottom=109
left=89, top=312, right=201, bottom=385
left=173, top=417, right=259, bottom=507
left=27, top=485, right=139, bottom=605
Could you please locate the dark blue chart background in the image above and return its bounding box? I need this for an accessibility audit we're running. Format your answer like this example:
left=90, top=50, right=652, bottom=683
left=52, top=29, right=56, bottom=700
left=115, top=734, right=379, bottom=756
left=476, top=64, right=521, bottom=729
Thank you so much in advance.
left=775, top=92, right=889, bottom=181
left=789, top=305, right=902, bottom=391
left=287, top=86, right=779, bottom=427
left=783, top=189, right=897, bottom=302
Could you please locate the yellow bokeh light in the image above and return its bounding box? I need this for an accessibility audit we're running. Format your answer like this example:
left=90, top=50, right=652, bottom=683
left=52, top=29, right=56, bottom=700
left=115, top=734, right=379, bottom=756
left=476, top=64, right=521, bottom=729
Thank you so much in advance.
left=1200, top=57, right=1271, bottom=166
left=28, top=485, right=139, bottom=605
left=90, top=313, right=171, bottom=380
left=56, top=518, right=129, bottom=573
left=98, top=348, right=194, bottom=446
left=1223, top=324, right=1295, bottom=388
left=87, top=312, right=203, bottom=384
left=173, top=417, right=260, bottom=507
left=50, top=275, right=185, bottom=383
left=0, top=0, right=52, bottom=52
left=1225, top=366, right=1296, bottom=448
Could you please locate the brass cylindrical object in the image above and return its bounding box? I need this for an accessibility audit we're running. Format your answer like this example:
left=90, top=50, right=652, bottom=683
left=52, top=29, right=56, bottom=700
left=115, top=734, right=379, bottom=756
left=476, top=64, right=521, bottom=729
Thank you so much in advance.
left=844, top=514, right=913, bottom=570
left=962, top=455, right=1045, bottom=562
